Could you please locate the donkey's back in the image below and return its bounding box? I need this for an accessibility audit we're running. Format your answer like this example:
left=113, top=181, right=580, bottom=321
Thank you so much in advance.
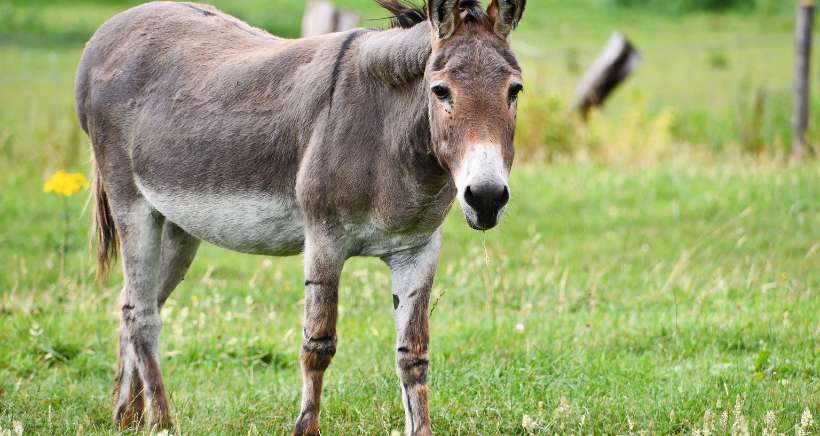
left=76, top=0, right=338, bottom=168
left=76, top=1, right=352, bottom=255
left=77, top=1, right=278, bottom=132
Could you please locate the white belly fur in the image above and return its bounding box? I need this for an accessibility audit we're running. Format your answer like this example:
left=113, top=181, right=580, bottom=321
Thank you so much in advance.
left=137, top=182, right=305, bottom=255
left=136, top=183, right=435, bottom=258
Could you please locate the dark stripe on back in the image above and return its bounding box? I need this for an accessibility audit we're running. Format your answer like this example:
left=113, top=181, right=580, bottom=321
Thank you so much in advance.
left=183, top=3, right=216, bottom=16
left=328, top=30, right=367, bottom=109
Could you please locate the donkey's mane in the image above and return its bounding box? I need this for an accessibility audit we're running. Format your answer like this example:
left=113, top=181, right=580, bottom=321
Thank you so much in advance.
left=376, top=0, right=488, bottom=29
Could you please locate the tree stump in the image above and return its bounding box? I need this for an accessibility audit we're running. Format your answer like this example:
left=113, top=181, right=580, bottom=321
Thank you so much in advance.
left=574, top=33, right=641, bottom=118
left=301, top=0, right=360, bottom=37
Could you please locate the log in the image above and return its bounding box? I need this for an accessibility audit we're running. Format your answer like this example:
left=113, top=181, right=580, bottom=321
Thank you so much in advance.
left=301, top=0, right=360, bottom=37
left=792, top=0, right=815, bottom=162
left=336, top=10, right=359, bottom=32
left=574, top=33, right=641, bottom=118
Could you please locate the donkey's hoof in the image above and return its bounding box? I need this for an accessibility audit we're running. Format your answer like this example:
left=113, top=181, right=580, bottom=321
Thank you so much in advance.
left=147, top=411, right=174, bottom=433
left=113, top=389, right=145, bottom=429
left=292, top=412, right=320, bottom=436
left=113, top=402, right=144, bottom=429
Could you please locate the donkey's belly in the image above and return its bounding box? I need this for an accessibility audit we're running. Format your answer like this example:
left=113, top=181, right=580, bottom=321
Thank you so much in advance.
left=138, top=183, right=305, bottom=256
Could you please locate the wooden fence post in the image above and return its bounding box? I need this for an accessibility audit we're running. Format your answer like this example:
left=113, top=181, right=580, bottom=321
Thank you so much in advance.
left=792, top=0, right=815, bottom=161
left=574, top=33, right=641, bottom=119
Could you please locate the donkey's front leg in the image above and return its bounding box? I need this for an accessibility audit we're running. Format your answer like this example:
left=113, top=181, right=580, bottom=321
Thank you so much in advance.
left=383, top=232, right=442, bottom=436
left=293, top=232, right=344, bottom=436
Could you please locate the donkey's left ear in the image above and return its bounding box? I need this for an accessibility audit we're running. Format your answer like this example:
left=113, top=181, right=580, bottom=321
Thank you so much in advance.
left=428, top=0, right=461, bottom=40
left=487, top=0, right=526, bottom=40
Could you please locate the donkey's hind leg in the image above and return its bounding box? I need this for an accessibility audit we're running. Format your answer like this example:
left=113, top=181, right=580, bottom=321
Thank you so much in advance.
left=113, top=220, right=198, bottom=427
left=112, top=197, right=173, bottom=430
left=157, top=221, right=200, bottom=308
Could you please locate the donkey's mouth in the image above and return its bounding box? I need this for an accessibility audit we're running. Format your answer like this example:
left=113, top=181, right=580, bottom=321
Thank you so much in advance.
left=467, top=219, right=494, bottom=231
left=463, top=206, right=504, bottom=231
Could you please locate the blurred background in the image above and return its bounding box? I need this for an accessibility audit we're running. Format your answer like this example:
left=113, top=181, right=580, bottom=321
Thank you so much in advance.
left=0, top=0, right=814, bottom=167
left=1, top=1, right=817, bottom=435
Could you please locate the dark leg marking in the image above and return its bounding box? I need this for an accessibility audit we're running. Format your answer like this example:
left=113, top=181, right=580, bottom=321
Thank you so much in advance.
left=302, top=336, right=337, bottom=370
left=398, top=354, right=429, bottom=385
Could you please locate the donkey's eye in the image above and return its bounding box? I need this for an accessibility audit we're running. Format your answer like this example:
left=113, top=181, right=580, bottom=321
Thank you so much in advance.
left=431, top=84, right=451, bottom=101
left=508, top=83, right=524, bottom=105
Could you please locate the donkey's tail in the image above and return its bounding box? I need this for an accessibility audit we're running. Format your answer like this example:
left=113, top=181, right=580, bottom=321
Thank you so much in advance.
left=92, top=160, right=119, bottom=281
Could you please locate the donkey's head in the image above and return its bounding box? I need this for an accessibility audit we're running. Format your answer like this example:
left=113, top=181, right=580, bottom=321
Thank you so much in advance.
left=423, top=0, right=526, bottom=231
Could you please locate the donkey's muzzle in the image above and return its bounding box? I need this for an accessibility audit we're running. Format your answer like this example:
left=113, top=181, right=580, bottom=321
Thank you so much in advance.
left=463, top=182, right=509, bottom=230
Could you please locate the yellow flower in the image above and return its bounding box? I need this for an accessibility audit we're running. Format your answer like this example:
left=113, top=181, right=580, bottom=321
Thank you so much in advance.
left=43, top=171, right=89, bottom=197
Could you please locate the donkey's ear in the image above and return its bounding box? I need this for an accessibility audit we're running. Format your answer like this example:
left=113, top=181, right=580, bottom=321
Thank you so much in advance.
left=487, top=0, right=526, bottom=40
left=427, top=0, right=461, bottom=40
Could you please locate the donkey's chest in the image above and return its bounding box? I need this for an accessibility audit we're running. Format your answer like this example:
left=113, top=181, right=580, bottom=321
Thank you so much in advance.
left=342, top=222, right=435, bottom=257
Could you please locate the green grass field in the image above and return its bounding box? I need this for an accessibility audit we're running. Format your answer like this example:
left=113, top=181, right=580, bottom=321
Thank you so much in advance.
left=2, top=164, right=818, bottom=434
left=0, top=0, right=818, bottom=434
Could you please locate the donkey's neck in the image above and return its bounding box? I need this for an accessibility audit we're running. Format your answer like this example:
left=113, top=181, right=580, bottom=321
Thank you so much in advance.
left=356, top=23, right=454, bottom=208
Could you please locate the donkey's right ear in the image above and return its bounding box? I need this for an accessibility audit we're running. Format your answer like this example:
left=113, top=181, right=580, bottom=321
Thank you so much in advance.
left=427, top=0, right=461, bottom=40
left=487, top=0, right=526, bottom=40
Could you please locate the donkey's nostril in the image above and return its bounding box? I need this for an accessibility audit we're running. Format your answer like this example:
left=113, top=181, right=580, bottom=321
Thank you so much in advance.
left=498, top=185, right=510, bottom=209
left=464, top=185, right=477, bottom=208
left=464, top=183, right=507, bottom=210
left=463, top=182, right=509, bottom=230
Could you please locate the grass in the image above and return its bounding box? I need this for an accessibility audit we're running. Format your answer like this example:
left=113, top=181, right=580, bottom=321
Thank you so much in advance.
left=0, top=0, right=818, bottom=434
left=2, top=163, right=818, bottom=434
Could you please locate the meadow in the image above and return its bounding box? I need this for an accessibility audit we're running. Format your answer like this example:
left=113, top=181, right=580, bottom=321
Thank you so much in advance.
left=0, top=0, right=818, bottom=434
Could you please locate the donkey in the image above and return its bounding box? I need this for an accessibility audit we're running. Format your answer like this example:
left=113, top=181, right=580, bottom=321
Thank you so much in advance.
left=76, top=0, right=526, bottom=433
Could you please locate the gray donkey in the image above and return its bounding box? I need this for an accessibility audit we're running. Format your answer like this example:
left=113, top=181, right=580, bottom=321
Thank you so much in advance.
left=76, top=0, right=526, bottom=434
